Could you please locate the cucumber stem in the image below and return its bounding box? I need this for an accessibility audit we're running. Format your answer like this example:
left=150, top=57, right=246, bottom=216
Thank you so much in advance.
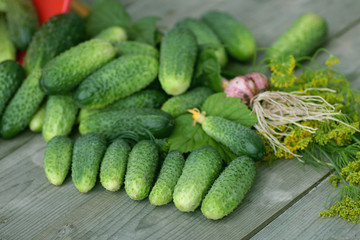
left=188, top=108, right=206, bottom=125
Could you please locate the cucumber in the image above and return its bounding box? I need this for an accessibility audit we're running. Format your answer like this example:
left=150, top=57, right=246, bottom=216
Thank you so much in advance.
left=24, top=12, right=87, bottom=74
left=0, top=69, right=45, bottom=139
left=114, top=41, right=159, bottom=59
left=124, top=140, right=159, bottom=200
left=100, top=139, right=131, bottom=191
left=40, top=39, right=117, bottom=95
left=202, top=11, right=256, bottom=61
left=74, top=55, right=159, bottom=109
left=43, top=136, right=73, bottom=186
left=78, top=89, right=167, bottom=122
left=149, top=150, right=185, bottom=206
left=0, top=0, right=5, bottom=12
left=79, top=108, right=174, bottom=141
left=161, top=87, right=213, bottom=117
left=176, top=18, right=227, bottom=67
left=266, top=13, right=328, bottom=61
left=201, top=156, right=256, bottom=220
left=0, top=15, right=16, bottom=62
left=94, top=26, right=127, bottom=43
left=72, top=133, right=107, bottom=193
left=5, top=0, right=38, bottom=50
left=173, top=145, right=223, bottom=212
left=200, top=116, right=265, bottom=161
left=29, top=102, right=46, bottom=132
left=42, top=94, right=78, bottom=142
left=0, top=60, right=25, bottom=116
left=159, top=27, right=197, bottom=96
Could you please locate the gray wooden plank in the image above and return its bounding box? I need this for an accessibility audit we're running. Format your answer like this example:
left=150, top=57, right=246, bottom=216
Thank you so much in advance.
left=0, top=131, right=37, bottom=161
left=251, top=179, right=360, bottom=240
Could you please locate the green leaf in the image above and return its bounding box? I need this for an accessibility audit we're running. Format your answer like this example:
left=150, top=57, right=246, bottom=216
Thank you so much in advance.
left=221, top=61, right=248, bottom=79
left=127, top=16, right=161, bottom=47
left=202, top=92, right=258, bottom=127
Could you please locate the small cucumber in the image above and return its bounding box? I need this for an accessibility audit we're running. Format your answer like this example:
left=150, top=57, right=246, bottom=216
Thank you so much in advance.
left=149, top=150, right=185, bottom=206
left=43, top=136, right=73, bottom=186
left=202, top=11, right=256, bottom=61
left=0, top=60, right=25, bottom=116
left=5, top=0, right=38, bottom=50
left=201, top=156, right=256, bottom=220
left=114, top=41, right=159, bottom=59
left=0, top=15, right=16, bottom=62
left=78, top=89, right=167, bottom=122
left=74, top=55, right=159, bottom=109
left=29, top=102, right=46, bottom=132
left=42, top=94, right=78, bottom=142
left=159, top=27, right=197, bottom=96
left=72, top=133, right=107, bottom=193
left=40, top=39, right=117, bottom=95
left=94, top=26, right=127, bottom=43
left=100, top=139, right=131, bottom=191
left=0, top=69, right=45, bottom=139
left=266, top=13, right=328, bottom=61
left=173, top=145, right=223, bottom=212
left=124, top=140, right=159, bottom=200
left=79, top=108, right=174, bottom=141
left=161, top=87, right=213, bottom=118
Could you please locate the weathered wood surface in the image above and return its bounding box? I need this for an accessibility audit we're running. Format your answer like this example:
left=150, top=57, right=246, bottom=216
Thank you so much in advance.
left=1, top=0, right=360, bottom=239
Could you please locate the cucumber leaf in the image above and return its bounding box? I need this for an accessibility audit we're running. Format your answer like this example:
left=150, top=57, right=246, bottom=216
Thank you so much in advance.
left=127, top=16, right=162, bottom=47
left=202, top=92, right=258, bottom=127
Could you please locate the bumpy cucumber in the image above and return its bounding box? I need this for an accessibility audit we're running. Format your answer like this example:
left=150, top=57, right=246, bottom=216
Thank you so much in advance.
left=42, top=94, right=78, bottom=142
left=0, top=15, right=16, bottom=62
left=173, top=145, right=223, bottom=212
left=159, top=27, right=197, bottom=95
left=201, top=156, right=256, bottom=220
left=79, top=108, right=174, bottom=141
left=78, top=89, right=167, bottom=122
left=94, top=26, right=127, bottom=43
left=149, top=150, right=185, bottom=206
left=202, top=11, right=256, bottom=61
left=100, top=139, right=131, bottom=191
left=201, top=116, right=265, bottom=161
left=29, top=102, right=46, bottom=132
left=43, top=136, right=73, bottom=186
left=71, top=133, right=107, bottom=193
left=24, top=12, right=87, bottom=74
left=0, top=60, right=25, bottom=115
left=74, top=55, right=159, bottom=109
left=5, top=0, right=38, bottom=50
left=161, top=87, right=213, bottom=117
left=114, top=41, right=159, bottom=58
left=266, top=13, right=328, bottom=61
left=40, top=39, right=116, bottom=94
left=0, top=69, right=45, bottom=139
left=124, top=140, right=159, bottom=200
left=176, top=18, right=227, bottom=67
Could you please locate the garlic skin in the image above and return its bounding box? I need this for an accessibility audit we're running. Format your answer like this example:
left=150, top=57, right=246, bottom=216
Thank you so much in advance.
left=246, top=73, right=269, bottom=92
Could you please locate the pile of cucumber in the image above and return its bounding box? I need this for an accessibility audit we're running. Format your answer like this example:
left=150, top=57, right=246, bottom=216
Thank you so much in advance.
left=0, top=0, right=328, bottom=220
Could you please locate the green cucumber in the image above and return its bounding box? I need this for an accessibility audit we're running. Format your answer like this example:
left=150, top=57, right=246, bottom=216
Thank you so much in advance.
left=201, top=156, right=256, bottom=220
left=176, top=18, right=227, bottom=67
left=173, top=145, right=223, bottom=212
left=202, top=11, right=256, bottom=61
left=114, top=41, right=159, bottom=58
left=42, top=94, right=78, bottom=142
left=29, top=102, right=46, bottom=132
left=24, top=12, right=87, bottom=74
left=266, top=13, right=328, bottom=61
left=0, top=15, right=16, bottom=62
left=124, top=140, right=159, bottom=200
left=159, top=27, right=197, bottom=96
left=79, top=108, right=174, bottom=141
left=94, top=26, right=127, bottom=43
left=78, top=89, right=167, bottom=122
left=149, top=150, right=185, bottom=206
left=5, top=0, right=38, bottom=50
left=100, top=139, right=131, bottom=191
left=161, top=87, right=213, bottom=117
left=200, top=116, right=265, bottom=161
left=43, top=136, right=73, bottom=186
left=40, top=39, right=117, bottom=94
left=74, top=55, right=159, bottom=109
left=0, top=0, right=6, bottom=12
left=0, top=69, right=45, bottom=139
left=72, top=133, right=107, bottom=193
left=0, top=60, right=25, bottom=116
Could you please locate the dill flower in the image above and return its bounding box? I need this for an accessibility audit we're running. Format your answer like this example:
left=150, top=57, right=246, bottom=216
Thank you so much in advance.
left=341, top=160, right=360, bottom=185
left=319, top=195, right=360, bottom=224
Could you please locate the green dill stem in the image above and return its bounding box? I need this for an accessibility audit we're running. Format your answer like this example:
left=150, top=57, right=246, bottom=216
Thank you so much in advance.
left=319, top=148, right=347, bottom=183
left=304, top=148, right=333, bottom=168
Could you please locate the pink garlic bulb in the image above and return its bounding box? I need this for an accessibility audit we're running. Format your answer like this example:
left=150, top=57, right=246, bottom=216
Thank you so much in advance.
left=246, top=73, right=269, bottom=92
left=224, top=76, right=256, bottom=104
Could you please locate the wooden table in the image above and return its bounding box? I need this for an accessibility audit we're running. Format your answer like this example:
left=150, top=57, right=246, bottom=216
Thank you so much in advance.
left=1, top=0, right=360, bottom=239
